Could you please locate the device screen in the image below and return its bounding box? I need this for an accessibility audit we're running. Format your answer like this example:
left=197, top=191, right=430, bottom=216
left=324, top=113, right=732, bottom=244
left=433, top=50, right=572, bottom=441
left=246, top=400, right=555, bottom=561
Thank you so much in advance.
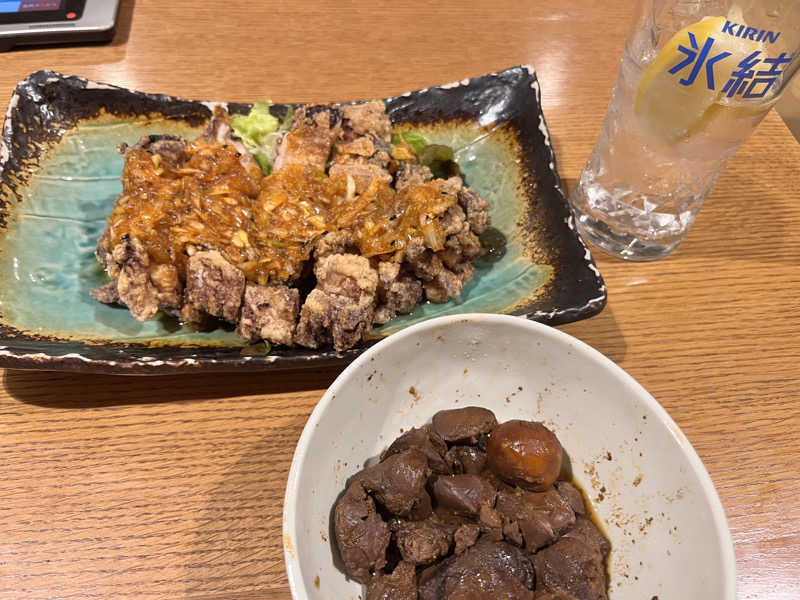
left=0, top=1, right=63, bottom=12
left=0, top=0, right=84, bottom=23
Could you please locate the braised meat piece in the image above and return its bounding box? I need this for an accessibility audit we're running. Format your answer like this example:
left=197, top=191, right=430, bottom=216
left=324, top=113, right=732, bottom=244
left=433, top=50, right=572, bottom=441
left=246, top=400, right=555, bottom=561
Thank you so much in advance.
left=432, top=406, right=498, bottom=443
left=353, top=449, right=431, bottom=517
left=446, top=445, right=487, bottom=475
left=533, top=517, right=610, bottom=600
left=381, top=425, right=451, bottom=475
left=495, top=489, right=575, bottom=553
left=562, top=516, right=611, bottom=558
left=332, top=414, right=610, bottom=600
left=366, top=561, right=417, bottom=600
left=333, top=481, right=391, bottom=584
left=495, top=487, right=576, bottom=553
left=535, top=591, right=581, bottom=600
left=432, top=474, right=497, bottom=517
left=503, top=514, right=525, bottom=546
left=408, top=487, right=434, bottom=521
left=418, top=540, right=535, bottom=600
left=556, top=481, right=588, bottom=517
left=183, top=250, right=245, bottom=323
left=453, top=523, right=481, bottom=554
left=392, top=517, right=453, bottom=565
left=236, top=283, right=299, bottom=346
left=479, top=504, right=505, bottom=541
left=273, top=104, right=342, bottom=172
left=294, top=253, right=379, bottom=350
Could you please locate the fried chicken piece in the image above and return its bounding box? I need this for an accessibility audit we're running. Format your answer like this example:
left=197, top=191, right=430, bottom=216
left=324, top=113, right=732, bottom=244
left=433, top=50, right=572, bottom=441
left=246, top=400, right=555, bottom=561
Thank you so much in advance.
left=273, top=105, right=342, bottom=172
left=340, top=100, right=393, bottom=142
left=91, top=236, right=182, bottom=322
left=236, top=283, right=300, bottom=346
left=117, top=134, right=188, bottom=168
left=183, top=250, right=245, bottom=323
left=295, top=254, right=379, bottom=350
left=373, top=261, right=423, bottom=325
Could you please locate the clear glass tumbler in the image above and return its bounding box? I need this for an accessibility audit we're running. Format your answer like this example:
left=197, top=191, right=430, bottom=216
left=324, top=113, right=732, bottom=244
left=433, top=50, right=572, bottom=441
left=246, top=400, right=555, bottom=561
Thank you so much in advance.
left=569, top=0, right=800, bottom=260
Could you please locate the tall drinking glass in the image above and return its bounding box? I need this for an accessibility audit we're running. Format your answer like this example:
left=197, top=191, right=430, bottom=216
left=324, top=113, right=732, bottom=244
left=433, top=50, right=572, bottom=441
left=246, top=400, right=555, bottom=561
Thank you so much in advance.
left=569, top=0, right=800, bottom=260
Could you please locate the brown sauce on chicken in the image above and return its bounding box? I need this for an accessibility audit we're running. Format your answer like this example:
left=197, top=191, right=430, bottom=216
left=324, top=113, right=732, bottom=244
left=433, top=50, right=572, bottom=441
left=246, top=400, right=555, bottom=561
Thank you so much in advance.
left=93, top=102, right=491, bottom=350
left=107, top=139, right=455, bottom=286
left=107, top=139, right=264, bottom=280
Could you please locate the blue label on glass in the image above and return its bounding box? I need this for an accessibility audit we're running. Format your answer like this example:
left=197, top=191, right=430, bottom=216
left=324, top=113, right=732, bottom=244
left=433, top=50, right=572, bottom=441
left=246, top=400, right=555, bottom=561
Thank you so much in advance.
left=722, top=20, right=780, bottom=43
left=667, top=21, right=794, bottom=97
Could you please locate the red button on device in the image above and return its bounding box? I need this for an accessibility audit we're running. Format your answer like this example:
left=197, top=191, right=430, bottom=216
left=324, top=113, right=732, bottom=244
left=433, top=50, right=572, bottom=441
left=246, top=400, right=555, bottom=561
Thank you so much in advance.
left=66, top=12, right=76, bottom=19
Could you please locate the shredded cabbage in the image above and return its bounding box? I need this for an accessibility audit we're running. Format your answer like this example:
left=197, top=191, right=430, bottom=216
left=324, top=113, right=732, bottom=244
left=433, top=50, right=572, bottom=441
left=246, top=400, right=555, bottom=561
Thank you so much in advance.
left=231, top=102, right=293, bottom=174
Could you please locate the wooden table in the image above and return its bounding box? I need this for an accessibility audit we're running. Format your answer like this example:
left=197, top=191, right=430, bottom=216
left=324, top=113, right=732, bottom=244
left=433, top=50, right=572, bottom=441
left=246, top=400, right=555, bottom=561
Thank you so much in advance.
left=0, top=2, right=798, bottom=598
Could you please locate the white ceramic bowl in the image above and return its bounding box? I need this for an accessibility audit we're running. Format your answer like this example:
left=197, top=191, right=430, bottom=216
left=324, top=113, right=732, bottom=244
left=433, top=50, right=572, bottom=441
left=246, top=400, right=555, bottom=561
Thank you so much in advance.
left=283, top=314, right=735, bottom=600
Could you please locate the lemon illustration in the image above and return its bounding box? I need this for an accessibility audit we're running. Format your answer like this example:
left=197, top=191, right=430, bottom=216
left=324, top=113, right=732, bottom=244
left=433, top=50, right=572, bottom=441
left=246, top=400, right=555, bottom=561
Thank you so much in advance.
left=635, top=15, right=771, bottom=141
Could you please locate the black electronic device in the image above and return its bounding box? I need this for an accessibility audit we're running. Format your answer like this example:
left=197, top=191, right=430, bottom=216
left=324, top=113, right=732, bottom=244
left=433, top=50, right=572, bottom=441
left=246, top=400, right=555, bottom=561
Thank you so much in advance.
left=0, top=0, right=119, bottom=51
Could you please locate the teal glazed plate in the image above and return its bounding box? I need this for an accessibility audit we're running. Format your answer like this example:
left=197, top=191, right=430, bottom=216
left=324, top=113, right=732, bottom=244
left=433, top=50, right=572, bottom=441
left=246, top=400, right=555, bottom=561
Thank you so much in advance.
left=0, top=67, right=605, bottom=374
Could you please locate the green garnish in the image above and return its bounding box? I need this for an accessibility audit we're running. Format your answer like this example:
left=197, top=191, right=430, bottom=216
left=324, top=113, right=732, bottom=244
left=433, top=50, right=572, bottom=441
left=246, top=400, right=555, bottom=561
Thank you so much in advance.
left=253, top=153, right=272, bottom=175
left=418, top=144, right=463, bottom=179
left=391, top=131, right=429, bottom=153
left=391, top=133, right=463, bottom=179
left=231, top=102, right=293, bottom=174
left=231, top=102, right=279, bottom=149
left=240, top=341, right=272, bottom=356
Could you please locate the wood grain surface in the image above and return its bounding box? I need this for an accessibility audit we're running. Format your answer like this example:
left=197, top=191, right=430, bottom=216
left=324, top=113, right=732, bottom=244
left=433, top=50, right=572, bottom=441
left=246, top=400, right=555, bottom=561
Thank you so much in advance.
left=1, top=1, right=798, bottom=599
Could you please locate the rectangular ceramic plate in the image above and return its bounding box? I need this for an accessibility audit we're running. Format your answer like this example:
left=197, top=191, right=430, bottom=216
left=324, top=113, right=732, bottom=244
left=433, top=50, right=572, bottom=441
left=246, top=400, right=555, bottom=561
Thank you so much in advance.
left=0, top=66, right=605, bottom=373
